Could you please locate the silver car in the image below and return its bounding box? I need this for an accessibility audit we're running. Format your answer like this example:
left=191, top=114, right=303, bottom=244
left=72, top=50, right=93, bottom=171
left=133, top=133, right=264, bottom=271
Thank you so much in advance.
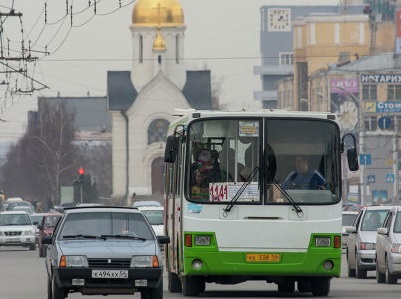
left=346, top=206, right=394, bottom=278
left=43, top=206, right=169, bottom=299
left=376, top=206, right=401, bottom=284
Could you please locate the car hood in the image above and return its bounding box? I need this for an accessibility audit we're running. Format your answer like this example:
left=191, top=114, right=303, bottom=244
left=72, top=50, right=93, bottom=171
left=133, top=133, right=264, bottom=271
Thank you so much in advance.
left=58, top=239, right=157, bottom=257
left=359, top=230, right=377, bottom=243
left=0, top=225, right=35, bottom=231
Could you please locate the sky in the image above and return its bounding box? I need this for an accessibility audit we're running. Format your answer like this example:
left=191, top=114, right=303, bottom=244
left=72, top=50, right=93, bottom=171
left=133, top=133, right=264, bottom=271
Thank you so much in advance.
left=0, top=0, right=341, bottom=152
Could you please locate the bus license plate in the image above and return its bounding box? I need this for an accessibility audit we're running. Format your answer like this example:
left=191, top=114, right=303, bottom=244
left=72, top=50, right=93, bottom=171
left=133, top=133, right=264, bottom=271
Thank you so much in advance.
left=92, top=270, right=128, bottom=279
left=245, top=253, right=280, bottom=262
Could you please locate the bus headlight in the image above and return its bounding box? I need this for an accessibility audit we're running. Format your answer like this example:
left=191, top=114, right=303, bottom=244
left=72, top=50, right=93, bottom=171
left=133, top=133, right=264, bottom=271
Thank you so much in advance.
left=315, top=237, right=331, bottom=247
left=194, top=235, right=211, bottom=246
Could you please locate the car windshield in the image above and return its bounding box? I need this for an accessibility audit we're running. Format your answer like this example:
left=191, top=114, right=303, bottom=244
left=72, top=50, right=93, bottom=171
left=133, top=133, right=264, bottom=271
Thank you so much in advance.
left=141, top=210, right=164, bottom=225
left=394, top=211, right=401, bottom=233
left=58, top=212, right=154, bottom=240
left=342, top=213, right=357, bottom=226
left=30, top=215, right=44, bottom=225
left=361, top=210, right=389, bottom=231
left=0, top=214, right=32, bottom=226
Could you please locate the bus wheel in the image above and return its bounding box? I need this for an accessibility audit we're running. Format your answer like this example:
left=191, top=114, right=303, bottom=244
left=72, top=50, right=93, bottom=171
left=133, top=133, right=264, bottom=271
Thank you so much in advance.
left=168, top=271, right=182, bottom=293
left=297, top=280, right=311, bottom=293
left=182, top=276, right=205, bottom=296
left=311, top=277, right=330, bottom=296
left=277, top=280, right=294, bottom=293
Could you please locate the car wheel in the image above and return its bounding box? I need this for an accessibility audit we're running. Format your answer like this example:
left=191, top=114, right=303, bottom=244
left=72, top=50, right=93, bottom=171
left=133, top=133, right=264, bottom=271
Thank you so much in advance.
left=47, top=277, right=52, bottom=299
left=168, top=271, right=182, bottom=293
left=386, top=257, right=398, bottom=284
left=39, top=245, right=44, bottom=258
left=355, top=258, right=367, bottom=279
left=311, top=277, right=330, bottom=296
left=277, top=280, right=295, bottom=293
left=376, top=263, right=386, bottom=283
left=297, top=280, right=311, bottom=293
left=52, top=275, right=65, bottom=299
left=182, top=276, right=205, bottom=296
left=29, top=243, right=36, bottom=251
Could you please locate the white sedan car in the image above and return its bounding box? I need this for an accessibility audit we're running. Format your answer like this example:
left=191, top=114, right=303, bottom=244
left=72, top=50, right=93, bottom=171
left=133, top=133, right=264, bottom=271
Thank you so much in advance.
left=137, top=206, right=164, bottom=236
left=376, top=206, right=401, bottom=284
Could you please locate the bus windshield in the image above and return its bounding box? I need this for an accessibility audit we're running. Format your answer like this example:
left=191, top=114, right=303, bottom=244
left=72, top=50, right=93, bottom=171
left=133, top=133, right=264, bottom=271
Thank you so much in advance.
left=187, top=118, right=340, bottom=205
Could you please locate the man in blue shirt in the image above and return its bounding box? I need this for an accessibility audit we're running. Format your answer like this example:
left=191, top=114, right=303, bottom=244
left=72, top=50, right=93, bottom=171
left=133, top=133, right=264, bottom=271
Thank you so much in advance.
left=282, top=156, right=328, bottom=190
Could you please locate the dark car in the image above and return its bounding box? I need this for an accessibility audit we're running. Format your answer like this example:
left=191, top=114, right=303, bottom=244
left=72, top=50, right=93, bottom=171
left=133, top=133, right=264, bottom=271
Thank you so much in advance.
left=43, top=206, right=169, bottom=299
left=37, top=213, right=62, bottom=257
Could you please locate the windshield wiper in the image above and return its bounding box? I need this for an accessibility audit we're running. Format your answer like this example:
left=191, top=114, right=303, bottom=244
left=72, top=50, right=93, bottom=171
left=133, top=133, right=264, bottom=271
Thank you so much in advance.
left=224, top=166, right=260, bottom=213
left=101, top=234, right=146, bottom=241
left=270, top=180, right=303, bottom=215
left=62, top=234, right=106, bottom=240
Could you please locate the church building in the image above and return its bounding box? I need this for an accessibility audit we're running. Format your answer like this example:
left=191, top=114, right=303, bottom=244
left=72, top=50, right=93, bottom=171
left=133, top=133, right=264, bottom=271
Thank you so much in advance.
left=106, top=0, right=212, bottom=204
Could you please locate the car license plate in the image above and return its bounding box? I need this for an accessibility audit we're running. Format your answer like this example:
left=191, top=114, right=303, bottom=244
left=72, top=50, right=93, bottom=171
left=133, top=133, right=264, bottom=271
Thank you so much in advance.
left=92, top=270, right=128, bottom=279
left=245, top=253, right=280, bottom=262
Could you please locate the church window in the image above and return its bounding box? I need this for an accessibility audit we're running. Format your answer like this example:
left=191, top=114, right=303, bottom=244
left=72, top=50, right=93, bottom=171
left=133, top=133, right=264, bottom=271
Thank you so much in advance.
left=158, top=55, right=162, bottom=65
left=176, top=35, right=180, bottom=64
left=148, top=118, right=169, bottom=144
left=139, top=35, right=143, bottom=63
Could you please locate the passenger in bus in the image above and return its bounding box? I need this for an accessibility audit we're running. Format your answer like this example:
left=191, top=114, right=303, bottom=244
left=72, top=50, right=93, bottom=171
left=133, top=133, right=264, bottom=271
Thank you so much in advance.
left=191, top=170, right=209, bottom=199
left=282, top=155, right=328, bottom=190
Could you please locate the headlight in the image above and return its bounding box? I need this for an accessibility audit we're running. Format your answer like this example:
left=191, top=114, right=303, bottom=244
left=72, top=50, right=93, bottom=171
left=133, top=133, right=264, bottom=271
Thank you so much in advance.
left=360, top=242, right=375, bottom=250
left=131, top=256, right=159, bottom=268
left=194, top=235, right=211, bottom=246
left=391, top=243, right=401, bottom=253
left=24, top=229, right=35, bottom=236
left=59, top=255, right=88, bottom=268
left=315, top=237, right=331, bottom=247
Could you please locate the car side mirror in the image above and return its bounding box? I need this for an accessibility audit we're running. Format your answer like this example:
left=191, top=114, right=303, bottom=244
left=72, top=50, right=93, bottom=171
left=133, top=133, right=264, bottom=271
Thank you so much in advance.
left=157, top=235, right=170, bottom=244
left=42, top=235, right=54, bottom=245
left=38, top=225, right=43, bottom=230
left=346, top=226, right=357, bottom=234
left=377, top=227, right=388, bottom=235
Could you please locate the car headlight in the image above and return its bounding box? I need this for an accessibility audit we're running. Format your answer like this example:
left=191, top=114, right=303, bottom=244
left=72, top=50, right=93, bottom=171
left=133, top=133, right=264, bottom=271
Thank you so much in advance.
left=131, top=256, right=159, bottom=268
left=59, top=255, right=88, bottom=268
left=360, top=242, right=375, bottom=250
left=24, top=229, right=35, bottom=236
left=391, top=243, right=401, bottom=254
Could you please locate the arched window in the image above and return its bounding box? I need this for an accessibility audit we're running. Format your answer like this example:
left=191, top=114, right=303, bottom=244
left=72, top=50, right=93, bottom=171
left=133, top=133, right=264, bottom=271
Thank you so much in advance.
left=176, top=35, right=180, bottom=64
left=139, top=35, right=143, bottom=63
left=148, top=118, right=169, bottom=144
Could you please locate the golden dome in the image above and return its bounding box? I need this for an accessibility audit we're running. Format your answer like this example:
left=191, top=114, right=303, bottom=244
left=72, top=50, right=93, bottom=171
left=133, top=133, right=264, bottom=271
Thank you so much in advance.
left=153, top=30, right=166, bottom=51
left=132, top=0, right=185, bottom=27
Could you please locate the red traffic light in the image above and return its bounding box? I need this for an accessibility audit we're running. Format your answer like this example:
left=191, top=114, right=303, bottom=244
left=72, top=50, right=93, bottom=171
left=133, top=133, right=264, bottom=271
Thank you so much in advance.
left=78, top=167, right=85, bottom=175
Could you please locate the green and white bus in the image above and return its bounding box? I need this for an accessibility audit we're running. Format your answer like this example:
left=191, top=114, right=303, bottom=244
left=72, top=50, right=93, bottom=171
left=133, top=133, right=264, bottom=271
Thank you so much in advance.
left=163, top=109, right=358, bottom=296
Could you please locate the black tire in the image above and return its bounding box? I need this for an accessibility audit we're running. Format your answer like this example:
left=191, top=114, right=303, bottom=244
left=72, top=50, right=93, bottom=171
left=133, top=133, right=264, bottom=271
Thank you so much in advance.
left=47, top=277, right=52, bottom=299
left=182, top=276, right=205, bottom=296
left=311, top=277, right=330, bottom=297
left=29, top=243, right=36, bottom=251
left=347, top=267, right=356, bottom=277
left=376, top=264, right=386, bottom=283
left=277, top=280, right=295, bottom=293
left=297, top=280, right=311, bottom=293
left=168, top=271, right=182, bottom=293
left=386, top=258, right=398, bottom=284
left=52, top=275, right=65, bottom=299
left=355, top=264, right=367, bottom=279
left=39, top=245, right=44, bottom=258
left=141, top=279, right=163, bottom=299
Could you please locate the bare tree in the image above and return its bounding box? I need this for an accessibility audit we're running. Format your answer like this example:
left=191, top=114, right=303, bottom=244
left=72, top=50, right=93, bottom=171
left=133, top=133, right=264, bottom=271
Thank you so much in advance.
left=0, top=100, right=80, bottom=206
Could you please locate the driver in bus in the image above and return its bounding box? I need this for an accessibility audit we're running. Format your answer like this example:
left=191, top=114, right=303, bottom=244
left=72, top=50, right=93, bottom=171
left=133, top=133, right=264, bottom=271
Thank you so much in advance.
left=282, top=155, right=328, bottom=190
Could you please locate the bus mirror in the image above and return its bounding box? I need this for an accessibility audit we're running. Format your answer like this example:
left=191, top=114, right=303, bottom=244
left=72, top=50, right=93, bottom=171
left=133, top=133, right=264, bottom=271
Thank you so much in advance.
left=165, top=136, right=179, bottom=163
left=347, top=148, right=359, bottom=171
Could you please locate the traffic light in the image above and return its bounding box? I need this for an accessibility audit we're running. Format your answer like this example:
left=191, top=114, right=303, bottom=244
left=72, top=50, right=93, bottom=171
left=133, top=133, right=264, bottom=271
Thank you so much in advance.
left=78, top=167, right=85, bottom=183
